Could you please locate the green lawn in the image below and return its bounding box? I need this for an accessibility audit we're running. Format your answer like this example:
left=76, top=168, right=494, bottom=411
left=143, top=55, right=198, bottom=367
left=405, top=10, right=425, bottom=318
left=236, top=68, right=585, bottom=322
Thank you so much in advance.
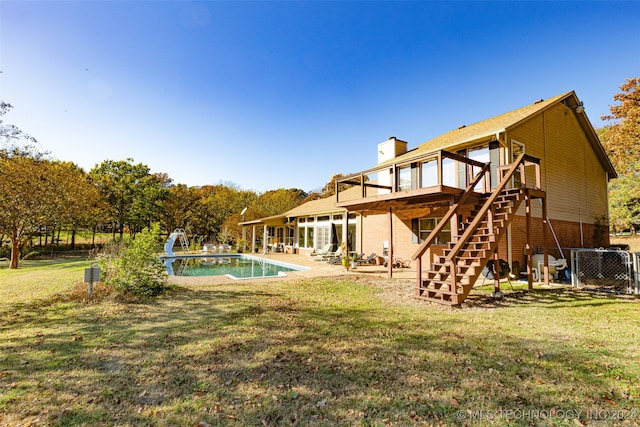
left=1, top=260, right=639, bottom=426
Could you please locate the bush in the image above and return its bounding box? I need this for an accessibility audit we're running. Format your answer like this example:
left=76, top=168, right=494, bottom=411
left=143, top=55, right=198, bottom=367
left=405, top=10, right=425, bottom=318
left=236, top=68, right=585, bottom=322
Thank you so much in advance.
left=96, top=224, right=167, bottom=297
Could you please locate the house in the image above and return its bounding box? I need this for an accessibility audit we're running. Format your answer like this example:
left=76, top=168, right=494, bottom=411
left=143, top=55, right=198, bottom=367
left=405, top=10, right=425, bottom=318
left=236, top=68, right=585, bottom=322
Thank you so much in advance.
left=239, top=187, right=361, bottom=255
left=242, top=91, right=616, bottom=306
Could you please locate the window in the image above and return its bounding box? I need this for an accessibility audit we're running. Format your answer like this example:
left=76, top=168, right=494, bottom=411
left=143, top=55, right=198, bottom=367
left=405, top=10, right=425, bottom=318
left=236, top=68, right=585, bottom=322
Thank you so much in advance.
left=307, top=227, right=314, bottom=248
left=412, top=217, right=451, bottom=245
left=421, top=159, right=437, bottom=187
left=398, top=166, right=412, bottom=191
left=442, top=158, right=456, bottom=187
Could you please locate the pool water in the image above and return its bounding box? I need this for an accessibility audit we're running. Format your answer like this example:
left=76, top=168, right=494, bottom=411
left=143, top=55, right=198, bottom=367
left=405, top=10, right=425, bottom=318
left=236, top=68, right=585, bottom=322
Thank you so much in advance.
left=163, top=255, right=307, bottom=279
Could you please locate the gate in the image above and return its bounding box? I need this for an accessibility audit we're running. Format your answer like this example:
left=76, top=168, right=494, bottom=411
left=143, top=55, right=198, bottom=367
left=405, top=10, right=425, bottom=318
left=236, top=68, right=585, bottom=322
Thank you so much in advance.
left=571, top=248, right=636, bottom=294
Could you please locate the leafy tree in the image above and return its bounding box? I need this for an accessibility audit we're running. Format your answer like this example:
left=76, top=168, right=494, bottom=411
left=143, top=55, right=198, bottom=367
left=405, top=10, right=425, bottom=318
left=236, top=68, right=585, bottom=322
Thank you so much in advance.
left=256, top=188, right=307, bottom=217
left=90, top=159, right=169, bottom=239
left=601, top=77, right=640, bottom=175
left=96, top=223, right=167, bottom=296
left=160, top=184, right=201, bottom=234
left=302, top=192, right=322, bottom=203
left=192, top=185, right=258, bottom=243
left=56, top=162, right=107, bottom=249
left=321, top=174, right=345, bottom=197
left=607, top=161, right=640, bottom=234
left=0, top=150, right=98, bottom=268
left=601, top=77, right=640, bottom=233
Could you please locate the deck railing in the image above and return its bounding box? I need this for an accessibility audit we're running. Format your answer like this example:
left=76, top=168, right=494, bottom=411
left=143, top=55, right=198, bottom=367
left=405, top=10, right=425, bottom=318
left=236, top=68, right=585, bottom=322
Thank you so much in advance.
left=335, top=150, right=491, bottom=203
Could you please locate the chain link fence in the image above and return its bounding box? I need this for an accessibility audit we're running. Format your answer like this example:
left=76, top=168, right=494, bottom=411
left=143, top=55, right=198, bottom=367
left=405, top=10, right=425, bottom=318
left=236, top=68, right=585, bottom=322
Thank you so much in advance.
left=570, top=248, right=637, bottom=294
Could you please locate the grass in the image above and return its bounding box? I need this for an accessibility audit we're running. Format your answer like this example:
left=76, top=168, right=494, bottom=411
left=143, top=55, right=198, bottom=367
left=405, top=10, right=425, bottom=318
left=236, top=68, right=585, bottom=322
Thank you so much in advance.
left=610, top=234, right=640, bottom=252
left=1, top=262, right=639, bottom=426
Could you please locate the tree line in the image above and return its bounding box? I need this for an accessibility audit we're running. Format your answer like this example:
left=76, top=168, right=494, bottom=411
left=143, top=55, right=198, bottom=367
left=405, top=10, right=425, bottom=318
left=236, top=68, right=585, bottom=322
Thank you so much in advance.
left=1, top=102, right=328, bottom=268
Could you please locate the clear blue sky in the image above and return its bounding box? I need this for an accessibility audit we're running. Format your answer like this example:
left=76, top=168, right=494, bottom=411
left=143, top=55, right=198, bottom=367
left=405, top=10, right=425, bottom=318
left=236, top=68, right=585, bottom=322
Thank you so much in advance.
left=1, top=1, right=638, bottom=192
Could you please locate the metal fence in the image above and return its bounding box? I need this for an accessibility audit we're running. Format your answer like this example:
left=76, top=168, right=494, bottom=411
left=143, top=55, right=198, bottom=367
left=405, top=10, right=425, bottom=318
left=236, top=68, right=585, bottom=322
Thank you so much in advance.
left=571, top=248, right=637, bottom=294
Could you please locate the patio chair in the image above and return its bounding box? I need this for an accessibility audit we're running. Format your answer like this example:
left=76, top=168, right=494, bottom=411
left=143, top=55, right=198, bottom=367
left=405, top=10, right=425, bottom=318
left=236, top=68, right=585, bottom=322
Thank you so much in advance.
left=320, top=245, right=344, bottom=262
left=200, top=244, right=215, bottom=254
left=307, top=244, right=333, bottom=260
left=355, top=253, right=377, bottom=265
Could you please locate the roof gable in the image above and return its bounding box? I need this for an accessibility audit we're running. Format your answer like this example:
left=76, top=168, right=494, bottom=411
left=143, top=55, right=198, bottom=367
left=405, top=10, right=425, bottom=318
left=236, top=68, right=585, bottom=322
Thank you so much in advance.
left=378, top=91, right=616, bottom=178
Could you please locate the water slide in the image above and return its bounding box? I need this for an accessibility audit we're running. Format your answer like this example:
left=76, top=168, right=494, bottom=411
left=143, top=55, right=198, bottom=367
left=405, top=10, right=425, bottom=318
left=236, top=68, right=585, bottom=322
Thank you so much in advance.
left=164, top=229, right=188, bottom=256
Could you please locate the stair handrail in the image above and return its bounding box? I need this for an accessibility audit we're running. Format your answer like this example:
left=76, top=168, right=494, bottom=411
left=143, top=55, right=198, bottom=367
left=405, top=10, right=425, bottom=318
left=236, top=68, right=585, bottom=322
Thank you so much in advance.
left=411, top=162, right=491, bottom=261
left=442, top=153, right=531, bottom=265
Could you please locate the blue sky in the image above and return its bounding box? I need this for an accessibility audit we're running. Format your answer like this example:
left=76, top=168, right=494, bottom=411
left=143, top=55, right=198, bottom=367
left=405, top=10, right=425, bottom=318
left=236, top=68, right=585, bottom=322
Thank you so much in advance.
left=1, top=1, right=639, bottom=192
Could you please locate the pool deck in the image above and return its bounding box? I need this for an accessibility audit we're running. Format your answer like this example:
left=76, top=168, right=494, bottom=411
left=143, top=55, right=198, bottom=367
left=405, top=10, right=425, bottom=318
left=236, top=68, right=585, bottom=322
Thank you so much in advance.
left=166, top=252, right=416, bottom=286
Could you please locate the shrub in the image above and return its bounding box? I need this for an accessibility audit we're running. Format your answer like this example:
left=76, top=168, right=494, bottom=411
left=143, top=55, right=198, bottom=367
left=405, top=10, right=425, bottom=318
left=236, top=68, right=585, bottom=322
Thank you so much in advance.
left=96, top=224, right=167, bottom=296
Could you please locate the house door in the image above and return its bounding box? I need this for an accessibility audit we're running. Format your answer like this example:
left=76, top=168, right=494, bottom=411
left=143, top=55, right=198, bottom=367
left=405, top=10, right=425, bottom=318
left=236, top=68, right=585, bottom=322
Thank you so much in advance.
left=512, top=141, right=525, bottom=188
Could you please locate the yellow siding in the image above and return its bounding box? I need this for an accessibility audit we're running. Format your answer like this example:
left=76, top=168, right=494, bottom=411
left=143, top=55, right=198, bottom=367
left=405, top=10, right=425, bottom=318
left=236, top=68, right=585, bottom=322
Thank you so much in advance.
left=508, top=103, right=608, bottom=225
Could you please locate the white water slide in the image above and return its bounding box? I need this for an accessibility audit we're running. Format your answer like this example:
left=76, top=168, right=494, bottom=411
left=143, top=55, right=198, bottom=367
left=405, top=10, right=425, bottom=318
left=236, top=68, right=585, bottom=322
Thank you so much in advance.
left=164, top=228, right=189, bottom=256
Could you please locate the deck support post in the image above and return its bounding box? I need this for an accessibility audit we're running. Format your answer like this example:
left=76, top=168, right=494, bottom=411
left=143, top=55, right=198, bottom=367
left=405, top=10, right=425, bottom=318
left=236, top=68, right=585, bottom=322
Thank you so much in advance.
left=342, top=212, right=348, bottom=251
left=542, top=197, right=549, bottom=286
left=415, top=256, right=422, bottom=296
left=251, top=226, right=256, bottom=253
left=388, top=207, right=393, bottom=278
left=493, top=247, right=501, bottom=295
left=525, top=190, right=533, bottom=290
left=263, top=225, right=268, bottom=253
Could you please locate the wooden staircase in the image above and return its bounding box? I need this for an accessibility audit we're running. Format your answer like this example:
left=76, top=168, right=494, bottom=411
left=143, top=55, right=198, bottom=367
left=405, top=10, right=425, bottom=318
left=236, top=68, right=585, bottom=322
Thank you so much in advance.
left=415, top=189, right=524, bottom=305
left=411, top=153, right=544, bottom=306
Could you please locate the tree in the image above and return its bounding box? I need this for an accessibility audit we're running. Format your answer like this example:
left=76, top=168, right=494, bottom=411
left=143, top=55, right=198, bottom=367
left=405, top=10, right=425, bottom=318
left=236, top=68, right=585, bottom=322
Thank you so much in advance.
left=0, top=151, right=98, bottom=268
left=56, top=162, right=107, bottom=249
left=160, top=184, right=201, bottom=234
left=0, top=102, right=37, bottom=147
left=320, top=174, right=345, bottom=197
left=256, top=188, right=307, bottom=217
left=90, top=159, right=169, bottom=239
left=192, top=185, right=258, bottom=243
left=601, top=77, right=640, bottom=175
left=601, top=77, right=640, bottom=233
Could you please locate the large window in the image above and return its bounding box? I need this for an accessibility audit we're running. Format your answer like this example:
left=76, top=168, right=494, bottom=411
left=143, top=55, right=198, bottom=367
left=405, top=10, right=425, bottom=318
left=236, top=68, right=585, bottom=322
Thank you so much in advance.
left=398, top=166, right=412, bottom=191
left=412, top=217, right=451, bottom=245
left=421, top=159, right=438, bottom=188
left=296, top=213, right=356, bottom=250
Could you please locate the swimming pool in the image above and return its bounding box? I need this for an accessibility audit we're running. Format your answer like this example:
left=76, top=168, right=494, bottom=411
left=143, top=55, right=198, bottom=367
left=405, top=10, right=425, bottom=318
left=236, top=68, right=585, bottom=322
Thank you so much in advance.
left=161, top=254, right=308, bottom=279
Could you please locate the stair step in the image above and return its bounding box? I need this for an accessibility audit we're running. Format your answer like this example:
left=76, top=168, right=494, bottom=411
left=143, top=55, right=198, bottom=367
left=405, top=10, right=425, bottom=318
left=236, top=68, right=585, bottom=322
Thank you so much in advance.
left=415, top=288, right=461, bottom=305
left=424, top=273, right=472, bottom=284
